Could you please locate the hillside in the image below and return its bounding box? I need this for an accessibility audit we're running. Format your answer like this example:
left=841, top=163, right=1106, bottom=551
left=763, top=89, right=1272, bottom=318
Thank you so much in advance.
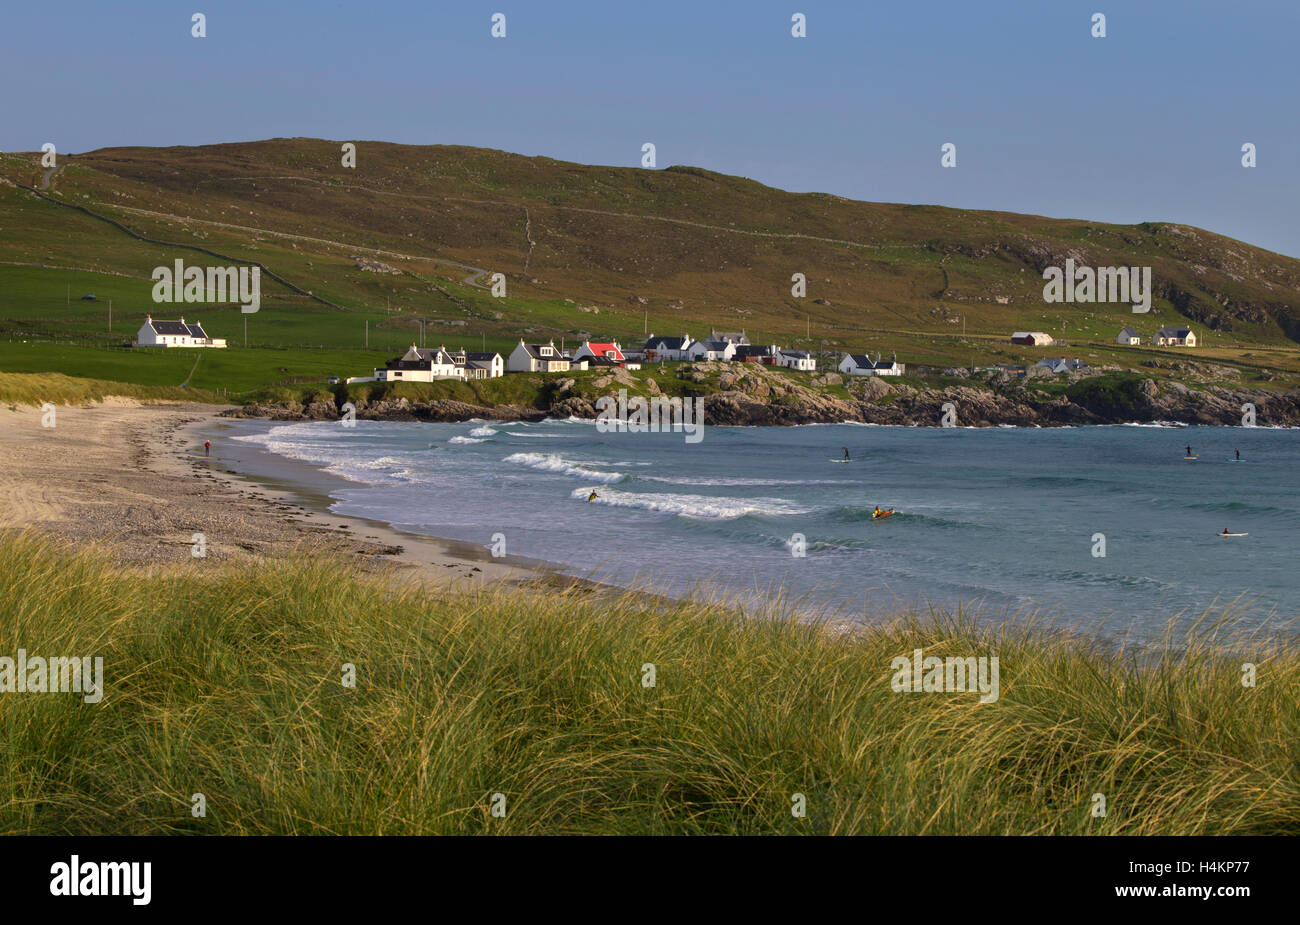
left=2, top=138, right=1300, bottom=392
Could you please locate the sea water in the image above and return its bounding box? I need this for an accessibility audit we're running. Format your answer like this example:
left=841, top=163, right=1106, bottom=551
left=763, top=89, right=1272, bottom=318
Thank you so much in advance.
left=229, top=418, right=1300, bottom=641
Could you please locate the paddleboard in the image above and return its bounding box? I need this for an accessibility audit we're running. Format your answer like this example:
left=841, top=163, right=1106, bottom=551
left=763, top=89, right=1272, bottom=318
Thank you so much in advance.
left=829, top=458, right=851, bottom=463
left=871, top=510, right=895, bottom=520
left=1183, top=455, right=1199, bottom=459
left=1227, top=458, right=1243, bottom=462
left=1219, top=532, right=1248, bottom=537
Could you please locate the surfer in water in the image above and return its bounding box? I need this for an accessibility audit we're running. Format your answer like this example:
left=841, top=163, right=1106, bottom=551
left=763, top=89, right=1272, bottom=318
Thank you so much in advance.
left=1223, top=527, right=1231, bottom=536
left=587, top=489, right=599, bottom=502
left=842, top=447, right=850, bottom=461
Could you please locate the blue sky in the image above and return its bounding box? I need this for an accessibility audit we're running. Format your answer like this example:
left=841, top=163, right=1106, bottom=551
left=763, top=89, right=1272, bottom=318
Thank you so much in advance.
left=3, top=0, right=1297, bottom=256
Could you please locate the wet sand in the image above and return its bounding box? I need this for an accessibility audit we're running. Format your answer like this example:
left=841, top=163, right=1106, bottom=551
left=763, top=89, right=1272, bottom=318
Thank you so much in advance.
left=0, top=401, right=548, bottom=587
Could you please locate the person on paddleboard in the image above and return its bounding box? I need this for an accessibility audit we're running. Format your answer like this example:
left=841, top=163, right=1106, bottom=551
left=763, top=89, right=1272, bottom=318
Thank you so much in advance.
left=1223, top=527, right=1231, bottom=535
left=1186, top=444, right=1193, bottom=457
left=1235, top=448, right=1240, bottom=461
left=842, top=447, right=850, bottom=461
left=873, top=505, right=884, bottom=517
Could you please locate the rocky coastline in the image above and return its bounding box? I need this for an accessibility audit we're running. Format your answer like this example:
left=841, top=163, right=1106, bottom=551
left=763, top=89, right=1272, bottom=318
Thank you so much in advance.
left=222, top=365, right=1300, bottom=429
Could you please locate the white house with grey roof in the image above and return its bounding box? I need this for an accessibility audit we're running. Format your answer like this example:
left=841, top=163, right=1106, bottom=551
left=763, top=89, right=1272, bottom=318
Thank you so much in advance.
left=1155, top=326, right=1196, bottom=346
left=686, top=339, right=737, bottom=362
left=507, top=340, right=571, bottom=373
left=777, top=349, right=817, bottom=371
left=709, top=329, right=750, bottom=346
left=643, top=334, right=693, bottom=362
left=839, top=353, right=903, bottom=377
left=1116, top=327, right=1141, bottom=346
left=135, top=315, right=226, bottom=348
left=452, top=349, right=504, bottom=379
left=376, top=344, right=464, bottom=381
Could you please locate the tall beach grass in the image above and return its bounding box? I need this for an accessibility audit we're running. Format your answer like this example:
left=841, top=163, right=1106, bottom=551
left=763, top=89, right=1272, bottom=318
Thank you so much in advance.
left=0, top=532, right=1295, bottom=835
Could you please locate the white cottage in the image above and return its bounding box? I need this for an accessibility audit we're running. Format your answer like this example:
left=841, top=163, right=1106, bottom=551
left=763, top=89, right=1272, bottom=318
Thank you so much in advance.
left=451, top=350, right=504, bottom=379
left=375, top=344, right=464, bottom=381
left=507, top=340, right=571, bottom=373
left=135, top=315, right=226, bottom=348
left=777, top=350, right=817, bottom=371
left=686, top=339, right=737, bottom=362
left=643, top=334, right=693, bottom=362
left=1155, top=327, right=1196, bottom=346
left=839, top=353, right=904, bottom=377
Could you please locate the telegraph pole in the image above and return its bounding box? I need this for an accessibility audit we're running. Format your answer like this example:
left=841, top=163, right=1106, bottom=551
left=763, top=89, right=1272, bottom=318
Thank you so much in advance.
left=365, top=319, right=368, bottom=348
left=108, top=300, right=112, bottom=332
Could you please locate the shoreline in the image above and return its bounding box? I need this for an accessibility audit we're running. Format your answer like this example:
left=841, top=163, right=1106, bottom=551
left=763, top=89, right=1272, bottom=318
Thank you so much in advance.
left=177, top=413, right=571, bottom=587
left=0, top=401, right=571, bottom=590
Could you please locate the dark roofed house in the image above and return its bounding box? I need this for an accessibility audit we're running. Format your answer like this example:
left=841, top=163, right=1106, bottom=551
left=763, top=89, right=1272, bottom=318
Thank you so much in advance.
left=687, top=339, right=737, bottom=362
left=643, top=334, right=693, bottom=362
left=1155, top=326, right=1196, bottom=346
left=135, top=314, right=227, bottom=348
left=733, top=344, right=778, bottom=363
left=507, top=339, right=571, bottom=373
left=709, top=329, right=750, bottom=346
left=777, top=349, right=817, bottom=371
left=839, top=352, right=903, bottom=377
left=376, top=344, right=464, bottom=381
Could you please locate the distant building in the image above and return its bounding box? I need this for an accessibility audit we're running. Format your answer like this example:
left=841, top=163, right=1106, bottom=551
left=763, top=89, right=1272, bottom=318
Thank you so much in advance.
left=687, top=339, right=737, bottom=362
left=643, top=334, right=694, bottom=362
left=733, top=344, right=779, bottom=364
left=135, top=315, right=226, bottom=348
left=839, top=353, right=904, bottom=377
left=1155, top=326, right=1196, bottom=347
left=573, top=341, right=626, bottom=364
left=507, top=340, right=571, bottom=373
left=1034, top=358, right=1090, bottom=374
left=709, top=329, right=750, bottom=346
left=1010, top=331, right=1054, bottom=346
left=451, top=349, right=504, bottom=379
left=777, top=349, right=817, bottom=371
left=376, top=344, right=463, bottom=381
left=1116, top=327, right=1141, bottom=346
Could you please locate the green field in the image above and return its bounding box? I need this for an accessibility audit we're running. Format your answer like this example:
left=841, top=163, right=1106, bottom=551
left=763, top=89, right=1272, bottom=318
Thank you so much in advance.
left=4, top=139, right=1300, bottom=394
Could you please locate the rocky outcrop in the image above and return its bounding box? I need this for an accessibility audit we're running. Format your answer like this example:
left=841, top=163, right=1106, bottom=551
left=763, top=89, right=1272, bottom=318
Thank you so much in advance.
left=223, top=374, right=1300, bottom=428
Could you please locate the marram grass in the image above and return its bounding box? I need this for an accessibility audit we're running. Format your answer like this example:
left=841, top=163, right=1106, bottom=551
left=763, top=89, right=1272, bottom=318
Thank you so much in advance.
left=0, top=371, right=215, bottom=407
left=0, top=532, right=1295, bottom=835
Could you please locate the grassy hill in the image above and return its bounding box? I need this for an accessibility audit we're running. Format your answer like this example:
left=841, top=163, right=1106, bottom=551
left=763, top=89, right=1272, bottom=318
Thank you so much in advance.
left=2, top=138, right=1299, bottom=393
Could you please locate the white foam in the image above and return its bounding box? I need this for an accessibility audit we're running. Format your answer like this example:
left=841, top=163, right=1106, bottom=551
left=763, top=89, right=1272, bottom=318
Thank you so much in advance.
left=571, top=487, right=810, bottom=519
left=503, top=452, right=624, bottom=484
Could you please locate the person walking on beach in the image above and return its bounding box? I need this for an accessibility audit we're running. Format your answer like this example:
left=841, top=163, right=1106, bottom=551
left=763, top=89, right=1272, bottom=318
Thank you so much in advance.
left=204, top=440, right=210, bottom=457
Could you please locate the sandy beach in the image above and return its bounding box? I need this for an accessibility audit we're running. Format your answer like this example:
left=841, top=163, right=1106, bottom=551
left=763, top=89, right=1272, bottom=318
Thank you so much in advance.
left=0, top=401, right=543, bottom=586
